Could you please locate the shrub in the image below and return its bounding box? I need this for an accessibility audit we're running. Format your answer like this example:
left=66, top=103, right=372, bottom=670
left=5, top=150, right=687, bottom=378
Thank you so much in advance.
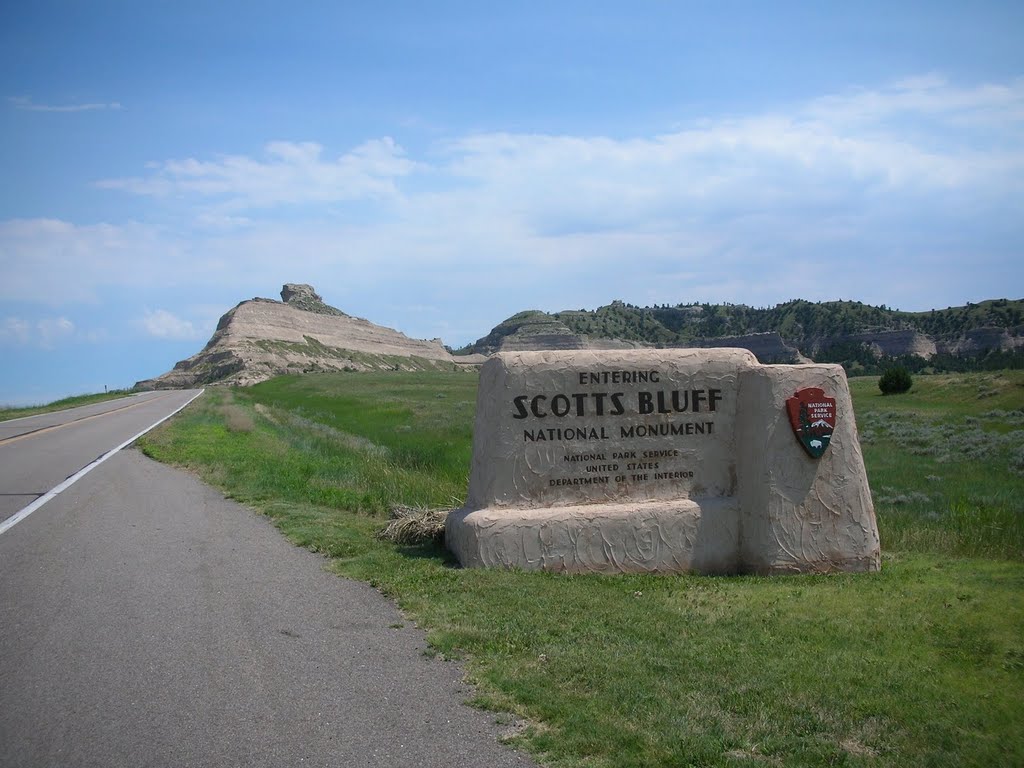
left=879, top=366, right=913, bottom=395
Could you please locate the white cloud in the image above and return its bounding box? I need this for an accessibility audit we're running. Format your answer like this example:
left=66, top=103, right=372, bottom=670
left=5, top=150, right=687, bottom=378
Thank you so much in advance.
left=10, top=96, right=123, bottom=113
left=0, top=217, right=188, bottom=305
left=97, top=138, right=418, bottom=210
left=2, top=76, right=1021, bottom=347
left=0, top=317, right=31, bottom=344
left=92, top=76, right=1023, bottom=234
left=37, top=317, right=75, bottom=346
left=0, top=316, right=77, bottom=348
left=806, top=75, right=1024, bottom=125
left=140, top=309, right=202, bottom=340
left=437, top=83, right=1020, bottom=232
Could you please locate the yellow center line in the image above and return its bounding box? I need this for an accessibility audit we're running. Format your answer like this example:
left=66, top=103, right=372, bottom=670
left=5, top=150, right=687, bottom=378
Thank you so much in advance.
left=0, top=393, right=178, bottom=447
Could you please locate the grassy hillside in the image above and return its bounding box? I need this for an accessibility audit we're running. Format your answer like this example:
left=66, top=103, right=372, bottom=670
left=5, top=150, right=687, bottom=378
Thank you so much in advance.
left=462, top=298, right=1024, bottom=372
left=849, top=371, right=1023, bottom=559
left=554, top=297, right=1024, bottom=343
left=140, top=370, right=1024, bottom=767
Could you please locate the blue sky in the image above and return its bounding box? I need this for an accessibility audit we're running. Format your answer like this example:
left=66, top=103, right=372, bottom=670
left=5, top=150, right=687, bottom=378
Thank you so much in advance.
left=1, top=1, right=1022, bottom=404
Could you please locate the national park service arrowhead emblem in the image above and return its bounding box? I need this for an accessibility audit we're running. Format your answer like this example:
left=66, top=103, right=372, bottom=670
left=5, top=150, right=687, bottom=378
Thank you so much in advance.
left=786, top=387, right=836, bottom=459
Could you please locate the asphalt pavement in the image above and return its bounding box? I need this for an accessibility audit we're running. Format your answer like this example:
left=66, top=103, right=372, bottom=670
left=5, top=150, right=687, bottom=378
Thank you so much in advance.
left=0, top=390, right=201, bottom=523
left=0, top=397, right=537, bottom=767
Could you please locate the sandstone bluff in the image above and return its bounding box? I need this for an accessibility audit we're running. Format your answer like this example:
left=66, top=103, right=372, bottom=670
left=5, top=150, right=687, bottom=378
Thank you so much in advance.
left=138, top=287, right=1023, bottom=390
left=459, top=298, right=1024, bottom=367
left=136, top=284, right=482, bottom=390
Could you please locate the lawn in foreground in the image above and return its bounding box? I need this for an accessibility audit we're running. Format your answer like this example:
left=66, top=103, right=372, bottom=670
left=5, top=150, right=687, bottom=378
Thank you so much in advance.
left=139, top=371, right=1024, bottom=767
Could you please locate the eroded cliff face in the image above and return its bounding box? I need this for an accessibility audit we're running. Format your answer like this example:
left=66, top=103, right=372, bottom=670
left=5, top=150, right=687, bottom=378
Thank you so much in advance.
left=803, top=327, right=1024, bottom=360
left=463, top=304, right=1023, bottom=364
left=464, top=311, right=585, bottom=356
left=801, top=330, right=937, bottom=359
left=700, top=332, right=808, bottom=363
left=135, top=284, right=476, bottom=389
left=938, top=327, right=1024, bottom=356
left=463, top=310, right=642, bottom=356
left=465, top=317, right=804, bottom=362
left=138, top=291, right=1023, bottom=390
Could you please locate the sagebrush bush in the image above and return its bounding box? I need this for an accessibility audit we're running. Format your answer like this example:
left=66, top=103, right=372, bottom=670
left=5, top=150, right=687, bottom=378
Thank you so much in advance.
left=879, top=366, right=913, bottom=395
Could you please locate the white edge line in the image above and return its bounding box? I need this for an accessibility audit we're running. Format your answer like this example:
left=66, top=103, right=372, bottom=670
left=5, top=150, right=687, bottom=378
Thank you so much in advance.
left=0, top=389, right=205, bottom=537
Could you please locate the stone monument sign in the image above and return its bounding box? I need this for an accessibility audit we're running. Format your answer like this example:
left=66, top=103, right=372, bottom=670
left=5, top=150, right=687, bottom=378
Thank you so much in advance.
left=446, top=349, right=880, bottom=575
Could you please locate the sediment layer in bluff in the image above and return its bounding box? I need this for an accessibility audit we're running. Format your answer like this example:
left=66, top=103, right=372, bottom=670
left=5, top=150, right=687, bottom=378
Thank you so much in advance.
left=462, top=311, right=804, bottom=361
left=461, top=298, right=1023, bottom=365
left=136, top=284, right=480, bottom=389
left=463, top=310, right=644, bottom=357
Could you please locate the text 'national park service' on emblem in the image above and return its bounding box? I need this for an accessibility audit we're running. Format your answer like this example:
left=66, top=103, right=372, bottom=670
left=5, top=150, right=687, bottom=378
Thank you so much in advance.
left=786, top=387, right=837, bottom=459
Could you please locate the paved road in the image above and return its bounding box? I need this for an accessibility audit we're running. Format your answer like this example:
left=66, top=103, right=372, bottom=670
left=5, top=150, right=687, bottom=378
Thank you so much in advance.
left=0, top=397, right=536, bottom=767
left=0, top=390, right=202, bottom=524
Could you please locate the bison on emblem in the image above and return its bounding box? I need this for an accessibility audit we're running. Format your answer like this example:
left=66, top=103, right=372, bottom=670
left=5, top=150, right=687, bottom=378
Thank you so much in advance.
left=786, top=388, right=837, bottom=459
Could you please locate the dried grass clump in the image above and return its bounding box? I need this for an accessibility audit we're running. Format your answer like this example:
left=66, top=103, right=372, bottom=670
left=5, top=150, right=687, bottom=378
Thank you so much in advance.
left=376, top=504, right=450, bottom=545
left=222, top=404, right=256, bottom=433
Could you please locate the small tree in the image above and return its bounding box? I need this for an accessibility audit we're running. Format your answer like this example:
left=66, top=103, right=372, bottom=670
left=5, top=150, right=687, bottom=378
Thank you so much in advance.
left=879, top=366, right=913, bottom=395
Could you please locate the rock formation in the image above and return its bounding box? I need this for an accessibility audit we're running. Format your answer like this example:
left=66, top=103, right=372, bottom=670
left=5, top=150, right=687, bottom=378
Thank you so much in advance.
left=938, top=327, right=1024, bottom=356
left=136, top=284, right=481, bottom=389
left=698, top=332, right=807, bottom=363
left=460, top=310, right=643, bottom=357
left=462, top=315, right=801, bottom=361
left=461, top=299, right=1024, bottom=366
left=137, top=288, right=1023, bottom=390
left=277, top=283, right=345, bottom=316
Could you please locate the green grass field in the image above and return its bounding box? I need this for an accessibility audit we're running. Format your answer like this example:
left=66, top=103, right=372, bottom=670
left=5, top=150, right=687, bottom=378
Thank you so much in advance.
left=850, top=371, right=1023, bottom=561
left=139, top=370, right=1024, bottom=767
